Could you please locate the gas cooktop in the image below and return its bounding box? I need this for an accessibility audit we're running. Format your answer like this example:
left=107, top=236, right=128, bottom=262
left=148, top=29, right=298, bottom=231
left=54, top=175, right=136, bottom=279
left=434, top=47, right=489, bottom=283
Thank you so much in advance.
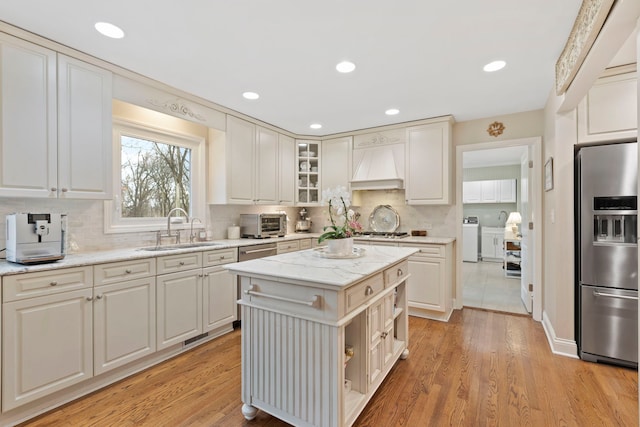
left=355, top=231, right=410, bottom=239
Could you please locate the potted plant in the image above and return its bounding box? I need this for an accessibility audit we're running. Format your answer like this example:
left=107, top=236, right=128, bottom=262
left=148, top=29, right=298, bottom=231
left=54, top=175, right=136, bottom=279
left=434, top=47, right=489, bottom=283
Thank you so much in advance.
left=318, top=186, right=362, bottom=255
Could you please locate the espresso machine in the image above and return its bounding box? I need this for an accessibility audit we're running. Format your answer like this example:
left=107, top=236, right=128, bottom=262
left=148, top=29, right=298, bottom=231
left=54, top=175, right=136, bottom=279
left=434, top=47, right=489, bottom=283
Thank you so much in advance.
left=6, top=213, right=66, bottom=264
left=295, top=208, right=311, bottom=233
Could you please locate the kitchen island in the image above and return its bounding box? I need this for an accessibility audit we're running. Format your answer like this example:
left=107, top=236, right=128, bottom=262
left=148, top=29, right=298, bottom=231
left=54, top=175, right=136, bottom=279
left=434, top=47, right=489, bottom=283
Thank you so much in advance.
left=226, top=244, right=419, bottom=427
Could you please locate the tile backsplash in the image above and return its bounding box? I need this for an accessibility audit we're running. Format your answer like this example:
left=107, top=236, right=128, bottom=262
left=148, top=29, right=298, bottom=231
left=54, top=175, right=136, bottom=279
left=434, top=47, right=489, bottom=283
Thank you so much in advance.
left=0, top=191, right=454, bottom=254
left=305, top=189, right=456, bottom=237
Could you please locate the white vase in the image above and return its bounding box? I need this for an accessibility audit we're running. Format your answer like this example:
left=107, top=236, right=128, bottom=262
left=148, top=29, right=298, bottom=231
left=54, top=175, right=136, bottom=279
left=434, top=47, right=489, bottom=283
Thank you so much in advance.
left=327, top=238, right=354, bottom=256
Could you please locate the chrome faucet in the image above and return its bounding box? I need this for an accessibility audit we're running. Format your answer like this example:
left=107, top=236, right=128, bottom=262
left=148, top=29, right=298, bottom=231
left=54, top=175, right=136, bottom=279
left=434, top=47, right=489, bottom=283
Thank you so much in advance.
left=157, top=207, right=190, bottom=245
left=189, top=217, right=202, bottom=243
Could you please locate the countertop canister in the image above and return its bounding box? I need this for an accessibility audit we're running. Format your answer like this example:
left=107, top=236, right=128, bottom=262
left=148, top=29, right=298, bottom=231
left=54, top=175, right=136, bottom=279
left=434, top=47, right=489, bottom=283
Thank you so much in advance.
left=227, top=225, right=240, bottom=239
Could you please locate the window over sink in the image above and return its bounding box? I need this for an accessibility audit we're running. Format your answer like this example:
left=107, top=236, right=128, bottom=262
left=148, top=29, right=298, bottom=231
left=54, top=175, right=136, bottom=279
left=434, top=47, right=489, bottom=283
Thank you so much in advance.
left=104, top=114, right=205, bottom=234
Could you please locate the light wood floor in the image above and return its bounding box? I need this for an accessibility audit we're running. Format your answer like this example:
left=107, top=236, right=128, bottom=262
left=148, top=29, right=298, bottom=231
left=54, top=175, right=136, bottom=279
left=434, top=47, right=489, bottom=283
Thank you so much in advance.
left=22, top=310, right=637, bottom=426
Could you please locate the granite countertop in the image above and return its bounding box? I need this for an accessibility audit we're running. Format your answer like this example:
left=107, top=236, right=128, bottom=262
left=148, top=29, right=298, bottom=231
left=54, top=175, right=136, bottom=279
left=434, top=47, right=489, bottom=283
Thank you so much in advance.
left=226, top=245, right=419, bottom=289
left=0, top=233, right=454, bottom=277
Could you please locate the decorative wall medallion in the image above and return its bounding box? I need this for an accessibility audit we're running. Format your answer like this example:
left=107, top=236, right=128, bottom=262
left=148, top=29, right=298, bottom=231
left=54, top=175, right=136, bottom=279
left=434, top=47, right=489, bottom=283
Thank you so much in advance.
left=147, top=97, right=207, bottom=121
left=487, top=121, right=505, bottom=137
left=555, top=0, right=614, bottom=95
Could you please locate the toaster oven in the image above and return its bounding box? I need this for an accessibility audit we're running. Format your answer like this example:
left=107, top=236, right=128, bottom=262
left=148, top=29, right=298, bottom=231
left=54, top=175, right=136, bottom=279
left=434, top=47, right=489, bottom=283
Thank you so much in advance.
left=239, top=213, right=286, bottom=238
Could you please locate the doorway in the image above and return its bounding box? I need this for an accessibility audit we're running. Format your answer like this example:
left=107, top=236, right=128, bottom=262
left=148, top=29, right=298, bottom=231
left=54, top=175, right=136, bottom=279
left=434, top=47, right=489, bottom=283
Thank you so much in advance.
left=455, top=137, right=543, bottom=321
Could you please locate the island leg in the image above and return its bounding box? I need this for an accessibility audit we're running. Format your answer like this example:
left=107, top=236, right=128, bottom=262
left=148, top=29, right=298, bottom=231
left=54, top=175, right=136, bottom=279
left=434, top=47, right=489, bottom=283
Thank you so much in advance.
left=242, top=403, right=258, bottom=420
left=400, top=348, right=409, bottom=360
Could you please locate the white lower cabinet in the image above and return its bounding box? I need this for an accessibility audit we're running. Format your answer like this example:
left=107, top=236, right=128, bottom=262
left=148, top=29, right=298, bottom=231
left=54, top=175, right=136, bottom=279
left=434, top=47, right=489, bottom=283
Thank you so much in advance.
left=93, top=277, right=156, bottom=375
left=402, top=242, right=454, bottom=322
left=93, top=258, right=157, bottom=375
left=3, top=286, right=93, bottom=411
left=481, top=227, right=504, bottom=261
left=202, top=247, right=238, bottom=333
left=203, top=265, right=236, bottom=332
left=156, top=269, right=203, bottom=350
left=0, top=248, right=240, bottom=420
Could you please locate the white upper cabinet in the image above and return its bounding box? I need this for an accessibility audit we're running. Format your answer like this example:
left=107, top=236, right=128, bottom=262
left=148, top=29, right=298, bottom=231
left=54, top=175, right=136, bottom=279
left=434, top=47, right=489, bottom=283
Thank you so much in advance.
left=215, top=116, right=291, bottom=205
left=296, top=140, right=321, bottom=205
left=322, top=136, right=352, bottom=193
left=463, top=179, right=516, bottom=204
left=405, top=119, right=453, bottom=205
left=57, top=55, right=113, bottom=199
left=278, top=134, right=295, bottom=205
left=577, top=69, right=637, bottom=144
left=0, top=34, right=57, bottom=198
left=0, top=34, right=112, bottom=199
left=225, top=116, right=256, bottom=204
left=255, top=125, right=278, bottom=204
left=497, top=179, right=516, bottom=203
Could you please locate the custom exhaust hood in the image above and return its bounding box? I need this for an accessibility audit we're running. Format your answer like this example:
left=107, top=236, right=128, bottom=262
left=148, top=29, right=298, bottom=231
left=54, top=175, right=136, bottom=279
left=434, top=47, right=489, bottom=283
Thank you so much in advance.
left=350, top=144, right=405, bottom=190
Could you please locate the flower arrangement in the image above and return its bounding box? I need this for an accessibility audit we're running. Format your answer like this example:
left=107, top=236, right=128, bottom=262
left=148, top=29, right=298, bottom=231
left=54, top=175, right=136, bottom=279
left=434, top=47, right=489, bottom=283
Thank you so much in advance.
left=318, top=186, right=363, bottom=243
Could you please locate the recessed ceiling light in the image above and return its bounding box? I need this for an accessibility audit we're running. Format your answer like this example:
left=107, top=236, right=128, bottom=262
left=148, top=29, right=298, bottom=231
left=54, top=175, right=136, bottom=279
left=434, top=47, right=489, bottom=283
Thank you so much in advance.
left=483, top=60, right=506, bottom=72
left=94, top=22, right=125, bottom=39
left=336, top=61, right=356, bottom=73
left=242, top=91, right=260, bottom=100
left=385, top=108, right=400, bottom=116
left=310, top=123, right=322, bottom=130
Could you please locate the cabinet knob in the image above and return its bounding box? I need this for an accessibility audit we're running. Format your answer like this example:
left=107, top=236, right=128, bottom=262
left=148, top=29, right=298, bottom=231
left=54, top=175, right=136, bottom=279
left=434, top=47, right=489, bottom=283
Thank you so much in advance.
left=50, top=281, right=58, bottom=286
left=179, top=261, right=185, bottom=266
left=61, top=188, right=68, bottom=193
left=86, top=296, right=93, bottom=301
left=50, top=187, right=57, bottom=192
left=96, top=294, right=103, bottom=300
left=365, top=286, right=374, bottom=296
left=397, top=269, right=404, bottom=277
left=125, top=269, right=132, bottom=274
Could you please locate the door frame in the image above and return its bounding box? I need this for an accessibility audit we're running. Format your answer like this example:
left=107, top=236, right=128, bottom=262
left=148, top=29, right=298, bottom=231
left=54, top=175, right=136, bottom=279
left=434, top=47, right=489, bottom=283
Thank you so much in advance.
left=455, top=136, right=543, bottom=321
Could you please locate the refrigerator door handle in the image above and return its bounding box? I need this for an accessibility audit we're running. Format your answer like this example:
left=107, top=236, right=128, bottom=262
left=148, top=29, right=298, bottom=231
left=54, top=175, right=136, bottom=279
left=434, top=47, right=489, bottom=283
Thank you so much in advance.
left=593, top=290, right=639, bottom=301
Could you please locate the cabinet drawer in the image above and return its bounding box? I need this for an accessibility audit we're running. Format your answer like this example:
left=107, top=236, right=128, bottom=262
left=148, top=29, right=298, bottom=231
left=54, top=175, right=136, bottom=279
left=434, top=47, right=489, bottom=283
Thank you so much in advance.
left=94, top=258, right=156, bottom=286
left=345, top=273, right=384, bottom=315
left=156, top=252, right=202, bottom=274
left=298, top=238, right=312, bottom=250
left=241, top=277, right=334, bottom=321
left=402, top=244, right=444, bottom=258
left=277, top=240, right=300, bottom=254
left=3, top=266, right=93, bottom=302
left=384, top=260, right=409, bottom=287
left=203, top=248, right=237, bottom=267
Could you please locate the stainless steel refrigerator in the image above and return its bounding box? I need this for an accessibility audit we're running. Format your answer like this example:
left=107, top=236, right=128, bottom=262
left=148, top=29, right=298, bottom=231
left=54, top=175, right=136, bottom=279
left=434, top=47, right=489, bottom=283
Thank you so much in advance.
left=576, top=141, right=638, bottom=368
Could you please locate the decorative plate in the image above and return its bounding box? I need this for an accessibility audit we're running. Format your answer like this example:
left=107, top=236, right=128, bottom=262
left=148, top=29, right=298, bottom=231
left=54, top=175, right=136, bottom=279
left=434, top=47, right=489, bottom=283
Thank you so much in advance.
left=313, top=247, right=366, bottom=259
left=369, top=205, right=400, bottom=232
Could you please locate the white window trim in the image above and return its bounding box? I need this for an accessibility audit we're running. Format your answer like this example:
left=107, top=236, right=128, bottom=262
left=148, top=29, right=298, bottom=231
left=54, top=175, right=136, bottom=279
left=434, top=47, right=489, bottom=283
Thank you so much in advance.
left=104, top=118, right=206, bottom=234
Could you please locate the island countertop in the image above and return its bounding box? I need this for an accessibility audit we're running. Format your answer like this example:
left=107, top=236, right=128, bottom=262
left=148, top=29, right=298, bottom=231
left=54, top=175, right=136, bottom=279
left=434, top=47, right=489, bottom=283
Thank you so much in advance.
left=225, top=244, right=419, bottom=289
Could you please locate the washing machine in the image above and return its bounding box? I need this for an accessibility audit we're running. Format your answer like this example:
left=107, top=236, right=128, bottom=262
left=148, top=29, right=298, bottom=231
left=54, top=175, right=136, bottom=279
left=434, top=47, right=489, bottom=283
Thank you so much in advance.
left=462, top=218, right=479, bottom=262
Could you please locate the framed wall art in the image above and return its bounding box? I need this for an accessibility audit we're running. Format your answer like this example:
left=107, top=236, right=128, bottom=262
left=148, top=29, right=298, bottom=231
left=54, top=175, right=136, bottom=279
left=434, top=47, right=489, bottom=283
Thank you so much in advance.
left=545, top=157, right=554, bottom=191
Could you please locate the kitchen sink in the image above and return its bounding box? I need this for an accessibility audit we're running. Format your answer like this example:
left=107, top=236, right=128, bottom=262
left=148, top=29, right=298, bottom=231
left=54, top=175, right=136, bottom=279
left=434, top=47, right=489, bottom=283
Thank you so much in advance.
left=137, top=242, right=223, bottom=252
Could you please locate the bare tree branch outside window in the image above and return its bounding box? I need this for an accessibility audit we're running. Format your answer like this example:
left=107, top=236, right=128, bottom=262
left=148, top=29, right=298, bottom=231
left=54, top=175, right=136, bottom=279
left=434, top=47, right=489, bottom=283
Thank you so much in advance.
left=121, top=136, right=191, bottom=218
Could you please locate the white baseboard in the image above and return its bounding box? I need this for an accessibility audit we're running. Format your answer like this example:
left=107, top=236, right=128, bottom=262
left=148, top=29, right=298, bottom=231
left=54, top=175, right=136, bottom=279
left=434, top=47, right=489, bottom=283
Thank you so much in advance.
left=542, top=310, right=579, bottom=359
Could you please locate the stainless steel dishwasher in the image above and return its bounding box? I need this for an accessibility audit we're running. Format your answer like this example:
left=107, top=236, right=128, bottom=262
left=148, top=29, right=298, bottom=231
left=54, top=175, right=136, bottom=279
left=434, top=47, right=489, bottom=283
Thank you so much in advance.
left=236, top=242, right=278, bottom=325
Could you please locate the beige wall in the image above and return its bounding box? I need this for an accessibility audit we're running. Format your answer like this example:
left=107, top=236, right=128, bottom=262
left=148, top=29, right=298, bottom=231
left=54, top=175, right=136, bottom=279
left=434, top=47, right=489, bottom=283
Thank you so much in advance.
left=543, top=91, right=578, bottom=345
left=454, top=110, right=544, bottom=147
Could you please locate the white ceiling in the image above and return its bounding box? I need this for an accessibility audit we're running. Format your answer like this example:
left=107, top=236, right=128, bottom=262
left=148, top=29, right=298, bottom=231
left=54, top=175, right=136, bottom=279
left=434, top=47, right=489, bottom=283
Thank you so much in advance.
left=0, top=1, right=584, bottom=136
